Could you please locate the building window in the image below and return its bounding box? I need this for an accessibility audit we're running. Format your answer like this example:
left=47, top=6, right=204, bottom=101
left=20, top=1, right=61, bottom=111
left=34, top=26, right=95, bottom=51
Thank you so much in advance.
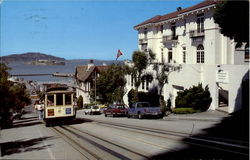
left=144, top=28, right=147, bottom=38
left=142, top=77, right=145, bottom=90
left=159, top=25, right=163, bottom=34
left=197, top=13, right=204, bottom=33
left=183, top=47, right=186, bottom=63
left=197, top=45, right=204, bottom=63
left=161, top=48, right=164, bottom=63
left=168, top=49, right=172, bottom=63
left=146, top=80, right=149, bottom=90
left=171, top=23, right=176, bottom=38
left=141, top=44, right=147, bottom=52
left=131, top=75, right=134, bottom=86
left=245, top=43, right=249, bottom=61
left=184, top=19, right=186, bottom=35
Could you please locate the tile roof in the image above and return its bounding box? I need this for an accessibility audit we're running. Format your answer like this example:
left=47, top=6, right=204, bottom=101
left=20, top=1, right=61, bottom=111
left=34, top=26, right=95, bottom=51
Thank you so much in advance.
left=134, top=15, right=162, bottom=28
left=157, top=10, right=179, bottom=23
left=134, top=0, right=217, bottom=29
left=179, top=0, right=217, bottom=14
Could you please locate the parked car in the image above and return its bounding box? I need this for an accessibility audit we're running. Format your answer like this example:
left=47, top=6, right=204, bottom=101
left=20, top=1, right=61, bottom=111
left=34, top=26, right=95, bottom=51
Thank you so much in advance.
left=83, top=105, right=101, bottom=115
left=104, top=104, right=128, bottom=117
left=127, top=102, right=162, bottom=119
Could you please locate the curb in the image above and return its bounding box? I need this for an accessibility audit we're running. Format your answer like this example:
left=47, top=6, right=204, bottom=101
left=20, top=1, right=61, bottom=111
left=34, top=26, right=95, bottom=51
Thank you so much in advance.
left=163, top=116, right=225, bottom=122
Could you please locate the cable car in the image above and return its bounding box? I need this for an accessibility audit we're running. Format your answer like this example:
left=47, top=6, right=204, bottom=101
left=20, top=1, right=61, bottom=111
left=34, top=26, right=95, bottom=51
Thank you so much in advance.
left=44, top=88, right=76, bottom=126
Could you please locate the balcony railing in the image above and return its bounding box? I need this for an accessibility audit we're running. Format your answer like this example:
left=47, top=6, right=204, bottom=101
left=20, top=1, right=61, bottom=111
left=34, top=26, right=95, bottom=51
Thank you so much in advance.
left=189, top=30, right=205, bottom=38
left=162, top=35, right=178, bottom=43
left=139, top=38, right=148, bottom=45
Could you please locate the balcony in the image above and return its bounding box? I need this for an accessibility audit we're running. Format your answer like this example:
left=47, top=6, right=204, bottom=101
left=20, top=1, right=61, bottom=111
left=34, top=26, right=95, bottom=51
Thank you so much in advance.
left=162, top=35, right=178, bottom=43
left=189, top=30, right=205, bottom=38
left=139, top=38, right=148, bottom=45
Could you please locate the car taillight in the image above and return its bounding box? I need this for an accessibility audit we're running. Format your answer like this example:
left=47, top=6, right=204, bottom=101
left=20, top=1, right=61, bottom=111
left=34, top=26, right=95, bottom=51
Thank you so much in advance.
left=48, top=109, right=54, bottom=116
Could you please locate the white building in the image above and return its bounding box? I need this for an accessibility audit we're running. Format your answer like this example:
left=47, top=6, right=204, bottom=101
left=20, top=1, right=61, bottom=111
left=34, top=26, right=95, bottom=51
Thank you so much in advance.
left=124, top=0, right=249, bottom=113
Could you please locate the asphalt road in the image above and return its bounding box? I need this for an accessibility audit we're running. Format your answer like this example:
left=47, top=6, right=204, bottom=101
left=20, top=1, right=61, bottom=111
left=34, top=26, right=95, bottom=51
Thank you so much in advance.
left=1, top=108, right=248, bottom=160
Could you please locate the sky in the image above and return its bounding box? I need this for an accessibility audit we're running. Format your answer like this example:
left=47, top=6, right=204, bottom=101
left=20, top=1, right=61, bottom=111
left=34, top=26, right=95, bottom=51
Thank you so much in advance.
left=0, top=0, right=202, bottom=60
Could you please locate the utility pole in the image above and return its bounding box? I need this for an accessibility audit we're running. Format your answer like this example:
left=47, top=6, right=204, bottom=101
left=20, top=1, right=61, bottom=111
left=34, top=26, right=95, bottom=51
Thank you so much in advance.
left=94, top=70, right=96, bottom=104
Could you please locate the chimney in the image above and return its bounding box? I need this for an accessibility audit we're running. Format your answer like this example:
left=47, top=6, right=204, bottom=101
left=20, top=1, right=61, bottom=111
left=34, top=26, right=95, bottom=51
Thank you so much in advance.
left=87, top=59, right=94, bottom=70
left=177, top=7, right=182, bottom=11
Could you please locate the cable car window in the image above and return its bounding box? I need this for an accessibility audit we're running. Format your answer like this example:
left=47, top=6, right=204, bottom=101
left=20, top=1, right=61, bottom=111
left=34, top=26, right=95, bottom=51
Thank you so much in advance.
left=65, top=94, right=72, bottom=105
left=56, top=93, right=63, bottom=106
left=47, top=95, right=54, bottom=106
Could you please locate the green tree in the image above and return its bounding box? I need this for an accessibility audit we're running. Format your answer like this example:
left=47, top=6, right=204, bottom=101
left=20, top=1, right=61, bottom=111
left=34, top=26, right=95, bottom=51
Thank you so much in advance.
left=152, top=56, right=181, bottom=113
left=127, top=89, right=138, bottom=107
left=132, top=51, right=148, bottom=90
left=94, top=64, right=128, bottom=104
left=128, top=49, right=181, bottom=112
left=214, top=0, right=249, bottom=44
left=0, top=63, right=31, bottom=125
left=77, top=95, right=83, bottom=109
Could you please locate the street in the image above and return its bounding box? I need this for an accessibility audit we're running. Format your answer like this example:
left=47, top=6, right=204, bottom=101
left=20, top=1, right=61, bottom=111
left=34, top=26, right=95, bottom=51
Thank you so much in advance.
left=0, top=106, right=248, bottom=160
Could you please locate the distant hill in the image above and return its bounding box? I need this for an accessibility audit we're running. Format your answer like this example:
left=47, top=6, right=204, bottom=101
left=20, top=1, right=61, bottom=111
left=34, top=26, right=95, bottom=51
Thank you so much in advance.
left=0, top=52, right=65, bottom=62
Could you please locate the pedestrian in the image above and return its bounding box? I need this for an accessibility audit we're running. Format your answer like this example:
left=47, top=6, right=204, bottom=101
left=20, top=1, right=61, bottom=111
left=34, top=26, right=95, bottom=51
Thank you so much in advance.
left=35, top=101, right=44, bottom=120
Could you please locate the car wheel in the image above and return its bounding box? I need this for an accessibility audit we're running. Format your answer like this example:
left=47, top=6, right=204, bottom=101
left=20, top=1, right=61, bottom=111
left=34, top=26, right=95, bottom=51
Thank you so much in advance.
left=127, top=114, right=130, bottom=118
left=104, top=114, right=107, bottom=117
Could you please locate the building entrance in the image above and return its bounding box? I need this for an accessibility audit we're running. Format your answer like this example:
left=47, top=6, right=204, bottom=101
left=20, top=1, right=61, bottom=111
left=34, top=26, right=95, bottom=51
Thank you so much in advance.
left=218, top=89, right=228, bottom=112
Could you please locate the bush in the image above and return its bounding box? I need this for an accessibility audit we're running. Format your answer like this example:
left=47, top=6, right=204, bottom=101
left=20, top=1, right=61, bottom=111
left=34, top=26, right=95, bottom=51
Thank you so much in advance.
left=175, top=83, right=212, bottom=111
left=159, top=98, right=166, bottom=114
left=77, top=95, right=83, bottom=109
left=172, top=108, right=199, bottom=114
left=128, top=89, right=138, bottom=107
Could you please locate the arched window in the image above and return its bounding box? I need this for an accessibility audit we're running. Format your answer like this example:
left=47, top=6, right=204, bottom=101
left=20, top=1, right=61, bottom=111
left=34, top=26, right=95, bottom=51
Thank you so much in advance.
left=245, top=43, right=249, bottom=61
left=197, top=45, right=204, bottom=63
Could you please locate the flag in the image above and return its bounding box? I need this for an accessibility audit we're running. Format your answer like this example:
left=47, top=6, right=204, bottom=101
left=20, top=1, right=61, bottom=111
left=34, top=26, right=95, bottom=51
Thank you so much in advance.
left=116, top=49, right=123, bottom=60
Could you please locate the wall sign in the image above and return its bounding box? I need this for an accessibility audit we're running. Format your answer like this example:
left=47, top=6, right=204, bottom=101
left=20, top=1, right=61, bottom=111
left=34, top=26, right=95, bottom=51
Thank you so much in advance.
left=216, top=70, right=229, bottom=83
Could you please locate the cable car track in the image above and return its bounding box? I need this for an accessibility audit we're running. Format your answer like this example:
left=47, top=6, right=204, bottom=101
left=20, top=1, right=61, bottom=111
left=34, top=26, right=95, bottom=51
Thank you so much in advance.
left=51, top=118, right=248, bottom=159
left=82, top=118, right=249, bottom=157
left=52, top=125, right=152, bottom=160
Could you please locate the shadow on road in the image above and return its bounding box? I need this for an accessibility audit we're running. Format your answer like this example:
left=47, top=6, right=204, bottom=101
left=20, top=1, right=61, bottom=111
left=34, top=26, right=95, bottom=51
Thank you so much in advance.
left=0, top=136, right=55, bottom=157
left=13, top=121, right=43, bottom=128
left=45, top=118, right=93, bottom=127
left=13, top=118, right=39, bottom=125
left=150, top=109, right=249, bottom=160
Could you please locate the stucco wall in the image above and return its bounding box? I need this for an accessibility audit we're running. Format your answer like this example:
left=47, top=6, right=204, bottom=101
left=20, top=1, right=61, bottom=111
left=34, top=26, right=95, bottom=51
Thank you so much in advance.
left=164, top=64, right=249, bottom=113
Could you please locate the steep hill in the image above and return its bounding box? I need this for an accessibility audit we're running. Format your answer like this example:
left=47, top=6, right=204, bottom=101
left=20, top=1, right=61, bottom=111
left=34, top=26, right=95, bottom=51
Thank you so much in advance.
left=0, top=52, right=65, bottom=62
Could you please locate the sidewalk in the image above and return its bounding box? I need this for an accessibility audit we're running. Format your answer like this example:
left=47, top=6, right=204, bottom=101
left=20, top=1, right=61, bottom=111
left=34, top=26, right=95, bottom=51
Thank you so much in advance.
left=0, top=110, right=84, bottom=159
left=163, top=110, right=230, bottom=122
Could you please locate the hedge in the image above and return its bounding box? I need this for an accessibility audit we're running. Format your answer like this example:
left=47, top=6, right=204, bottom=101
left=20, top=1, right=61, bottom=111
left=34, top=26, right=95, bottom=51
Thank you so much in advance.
left=172, top=108, right=200, bottom=114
